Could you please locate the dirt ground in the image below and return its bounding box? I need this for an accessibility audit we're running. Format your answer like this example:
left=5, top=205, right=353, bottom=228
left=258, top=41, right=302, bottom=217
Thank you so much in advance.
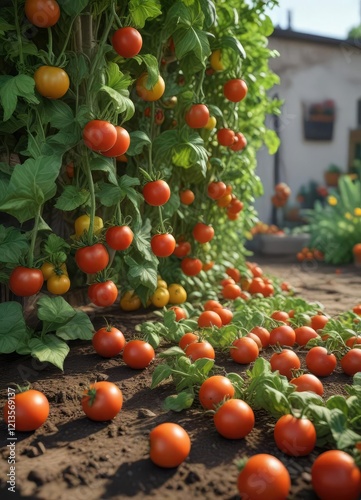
left=1, top=255, right=360, bottom=500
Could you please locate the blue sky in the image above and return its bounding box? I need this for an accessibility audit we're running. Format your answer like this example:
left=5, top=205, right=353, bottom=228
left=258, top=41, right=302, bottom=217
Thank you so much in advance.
left=265, top=0, right=361, bottom=39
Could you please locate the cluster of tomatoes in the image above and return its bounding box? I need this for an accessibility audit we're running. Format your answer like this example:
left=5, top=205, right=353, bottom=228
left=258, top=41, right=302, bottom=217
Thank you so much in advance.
left=82, top=120, right=131, bottom=158
left=296, top=246, right=325, bottom=263
left=207, top=181, right=244, bottom=221
left=271, top=182, right=291, bottom=208
left=250, top=221, right=285, bottom=235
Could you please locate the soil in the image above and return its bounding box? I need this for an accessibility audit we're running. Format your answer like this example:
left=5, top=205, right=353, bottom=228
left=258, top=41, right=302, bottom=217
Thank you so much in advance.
left=1, top=255, right=360, bottom=500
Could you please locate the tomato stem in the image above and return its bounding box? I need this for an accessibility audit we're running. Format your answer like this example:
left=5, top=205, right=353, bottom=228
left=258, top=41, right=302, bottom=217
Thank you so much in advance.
left=55, top=16, right=77, bottom=66
left=47, top=27, right=54, bottom=64
left=83, top=150, right=96, bottom=244
left=28, top=208, right=41, bottom=268
left=158, top=206, right=166, bottom=233
left=13, top=0, right=24, bottom=66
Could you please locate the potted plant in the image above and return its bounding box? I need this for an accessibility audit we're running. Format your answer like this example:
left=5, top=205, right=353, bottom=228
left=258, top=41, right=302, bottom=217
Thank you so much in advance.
left=324, top=164, right=342, bottom=187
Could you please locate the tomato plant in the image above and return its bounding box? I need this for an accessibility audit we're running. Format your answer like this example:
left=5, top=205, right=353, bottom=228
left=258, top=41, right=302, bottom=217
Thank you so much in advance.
left=34, top=66, right=69, bottom=99
left=9, top=267, right=44, bottom=297
left=149, top=423, right=191, bottom=468
left=82, top=381, right=123, bottom=421
left=122, top=340, right=155, bottom=369
left=274, top=415, right=316, bottom=456
left=75, top=244, right=109, bottom=274
left=3, top=389, right=49, bottom=431
left=214, top=399, right=254, bottom=439
left=25, top=0, right=60, bottom=28
left=198, top=375, right=235, bottom=410
left=88, top=280, right=118, bottom=307
left=92, top=326, right=125, bottom=358
left=112, top=27, right=142, bottom=58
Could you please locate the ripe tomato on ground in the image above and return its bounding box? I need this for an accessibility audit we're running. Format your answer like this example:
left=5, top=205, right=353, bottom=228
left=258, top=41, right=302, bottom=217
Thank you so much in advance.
left=136, top=73, right=165, bottom=101
left=3, top=389, right=49, bottom=431
left=269, top=325, right=296, bottom=347
left=106, top=225, right=134, bottom=250
left=198, top=375, right=235, bottom=410
left=290, top=373, right=324, bottom=396
left=34, top=66, right=69, bottom=98
left=75, top=244, right=109, bottom=274
left=198, top=310, right=222, bottom=328
left=230, top=337, right=259, bottom=364
left=271, top=310, right=290, bottom=323
left=92, top=326, right=125, bottom=358
left=112, top=27, right=142, bottom=58
left=122, top=340, right=155, bottom=369
left=119, top=290, right=141, bottom=311
left=101, top=126, right=130, bottom=157
left=9, top=267, right=44, bottom=297
left=204, top=299, right=223, bottom=311
left=310, top=314, right=329, bottom=331
left=223, top=78, right=248, bottom=102
left=151, top=233, right=176, bottom=257
left=294, top=326, right=319, bottom=346
left=82, top=120, right=117, bottom=152
left=216, top=308, right=233, bottom=325
left=246, top=332, right=263, bottom=349
left=185, top=341, right=215, bottom=361
left=179, top=332, right=198, bottom=350
left=251, top=326, right=270, bottom=347
left=270, top=349, right=301, bottom=379
left=168, top=283, right=187, bottom=304
left=25, top=0, right=60, bottom=28
left=88, top=280, right=118, bottom=307
left=143, top=180, right=170, bottom=206
left=274, top=415, right=316, bottom=456
left=82, top=382, right=123, bottom=421
left=237, top=454, right=291, bottom=500
left=311, top=450, right=361, bottom=500
left=149, top=423, right=191, bottom=468
left=181, top=257, right=202, bottom=276
left=214, top=399, right=254, bottom=439
left=306, top=346, right=337, bottom=376
left=151, top=287, right=170, bottom=307
left=340, top=349, right=361, bottom=376
left=169, top=306, right=187, bottom=321
left=185, top=104, right=210, bottom=128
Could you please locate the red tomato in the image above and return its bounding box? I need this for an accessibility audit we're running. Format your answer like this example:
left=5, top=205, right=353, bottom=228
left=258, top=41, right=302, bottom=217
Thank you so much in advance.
left=180, top=189, right=195, bottom=205
left=229, top=132, right=247, bottom=151
left=217, top=128, right=235, bottom=146
left=237, top=454, right=291, bottom=500
left=9, top=266, right=44, bottom=297
left=92, top=326, right=125, bottom=357
left=216, top=308, right=233, bottom=325
left=294, top=326, right=319, bottom=346
left=149, top=423, right=191, bottom=468
left=274, top=414, right=316, bottom=456
left=112, top=27, right=142, bottom=58
left=75, top=244, right=109, bottom=274
left=168, top=306, right=187, bottom=321
left=227, top=198, right=244, bottom=214
left=306, top=346, right=337, bottom=377
left=230, top=337, right=259, bottom=364
left=311, top=450, right=361, bottom=500
left=226, top=267, right=240, bottom=282
left=214, top=399, right=254, bottom=439
left=310, top=314, right=329, bottom=331
left=192, top=222, right=214, bottom=243
left=207, top=181, right=227, bottom=200
left=106, top=225, right=134, bottom=251
left=143, top=180, right=170, bottom=206
left=346, top=336, right=361, bottom=348
left=25, top=0, right=60, bottom=27
left=173, top=241, right=191, bottom=258
left=271, top=310, right=290, bottom=323
left=251, top=326, right=270, bottom=347
left=222, top=283, right=242, bottom=299
left=221, top=277, right=235, bottom=287
left=270, top=349, right=301, bottom=379
left=181, top=257, right=203, bottom=276
left=151, top=233, right=176, bottom=257
left=223, top=78, right=248, bottom=102
left=88, top=280, right=118, bottom=307
left=204, top=299, right=223, bottom=311
left=198, top=310, right=222, bottom=328
left=122, top=340, right=155, bottom=369
left=83, top=120, right=117, bottom=152
left=269, top=325, right=296, bottom=347
left=198, top=375, right=235, bottom=410
left=185, top=104, right=210, bottom=128
left=340, top=349, right=361, bottom=376
left=81, top=381, right=123, bottom=421
left=3, top=389, right=49, bottom=431
left=101, top=126, right=130, bottom=157
left=246, top=332, right=263, bottom=349
left=185, top=341, right=215, bottom=361
left=179, top=332, right=199, bottom=350
left=290, top=373, right=324, bottom=396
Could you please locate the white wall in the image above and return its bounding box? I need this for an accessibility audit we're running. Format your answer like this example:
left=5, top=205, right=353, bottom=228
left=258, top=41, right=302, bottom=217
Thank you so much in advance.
left=255, top=36, right=361, bottom=223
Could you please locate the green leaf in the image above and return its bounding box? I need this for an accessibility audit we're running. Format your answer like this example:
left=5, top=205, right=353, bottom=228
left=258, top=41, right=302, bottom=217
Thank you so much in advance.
left=132, top=219, right=153, bottom=260
left=57, top=0, right=89, bottom=16
left=89, top=156, right=118, bottom=185
left=0, top=225, right=28, bottom=264
left=37, top=296, right=76, bottom=324
left=125, top=255, right=158, bottom=290
left=118, top=174, right=142, bottom=210
left=129, top=0, right=162, bottom=28
left=219, top=35, right=246, bottom=60
left=127, top=131, right=151, bottom=156
left=226, top=372, right=245, bottom=398
left=43, top=100, right=74, bottom=129
left=193, top=357, right=214, bottom=375
left=0, top=75, right=39, bottom=121
left=264, top=129, right=280, bottom=155
left=99, top=85, right=135, bottom=121
left=0, top=17, right=15, bottom=35
left=29, top=335, right=70, bottom=371
left=55, top=186, right=90, bottom=211
left=326, top=395, right=349, bottom=415
left=328, top=410, right=361, bottom=449
left=66, top=53, right=89, bottom=86
left=151, top=364, right=172, bottom=389
left=0, top=302, right=28, bottom=353
left=97, top=182, right=122, bottom=207
left=163, top=390, right=194, bottom=411
left=142, top=329, right=160, bottom=349
left=158, top=346, right=186, bottom=358
left=56, top=311, right=94, bottom=341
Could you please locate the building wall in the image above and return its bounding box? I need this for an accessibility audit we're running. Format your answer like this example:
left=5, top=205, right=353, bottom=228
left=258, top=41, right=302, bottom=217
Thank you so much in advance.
left=255, top=35, right=361, bottom=223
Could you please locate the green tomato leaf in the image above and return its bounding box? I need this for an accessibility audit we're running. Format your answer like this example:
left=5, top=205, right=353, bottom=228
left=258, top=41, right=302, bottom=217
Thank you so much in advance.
left=142, top=329, right=160, bottom=349
left=264, top=129, right=280, bottom=155
left=129, top=0, right=162, bottom=28
left=0, top=225, right=29, bottom=264
left=43, top=100, right=74, bottom=129
left=0, top=74, right=39, bottom=121
left=163, top=390, right=194, bottom=411
left=55, top=185, right=90, bottom=211
left=193, top=357, right=214, bottom=375
left=43, top=234, right=70, bottom=258
left=29, top=334, right=70, bottom=371
left=57, top=0, right=89, bottom=16
left=151, top=364, right=172, bottom=389
left=89, top=156, right=118, bottom=185
left=125, top=255, right=158, bottom=291
left=56, top=311, right=94, bottom=341
left=98, top=85, right=135, bottom=121
left=97, top=182, right=123, bottom=207
left=0, top=302, right=28, bottom=353
left=127, top=131, right=151, bottom=156
left=131, top=218, right=153, bottom=260
left=37, top=296, right=76, bottom=324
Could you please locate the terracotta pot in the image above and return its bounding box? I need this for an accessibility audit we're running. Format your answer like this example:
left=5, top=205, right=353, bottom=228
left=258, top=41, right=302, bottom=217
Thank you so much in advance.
left=324, top=172, right=340, bottom=187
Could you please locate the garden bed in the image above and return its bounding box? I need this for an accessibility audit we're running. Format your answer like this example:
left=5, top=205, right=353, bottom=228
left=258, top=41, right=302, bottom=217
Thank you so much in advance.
left=1, top=257, right=360, bottom=500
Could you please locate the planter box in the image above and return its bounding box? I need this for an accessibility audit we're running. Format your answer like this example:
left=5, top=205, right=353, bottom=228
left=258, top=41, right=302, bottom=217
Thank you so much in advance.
left=259, top=233, right=310, bottom=256
left=303, top=119, right=334, bottom=141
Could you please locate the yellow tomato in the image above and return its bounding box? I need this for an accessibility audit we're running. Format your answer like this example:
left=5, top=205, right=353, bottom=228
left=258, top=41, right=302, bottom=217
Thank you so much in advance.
left=120, top=290, right=141, bottom=311
left=168, top=283, right=187, bottom=304
left=157, top=279, right=168, bottom=289
left=136, top=73, right=165, bottom=102
left=41, top=262, right=67, bottom=280
left=74, top=215, right=104, bottom=237
left=47, top=274, right=71, bottom=295
left=151, top=287, right=170, bottom=308
left=204, top=116, right=217, bottom=130
left=210, top=50, right=225, bottom=71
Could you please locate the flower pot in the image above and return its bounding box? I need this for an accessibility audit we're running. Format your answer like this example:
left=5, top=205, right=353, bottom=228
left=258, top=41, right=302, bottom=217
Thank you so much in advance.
left=324, top=171, right=341, bottom=187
